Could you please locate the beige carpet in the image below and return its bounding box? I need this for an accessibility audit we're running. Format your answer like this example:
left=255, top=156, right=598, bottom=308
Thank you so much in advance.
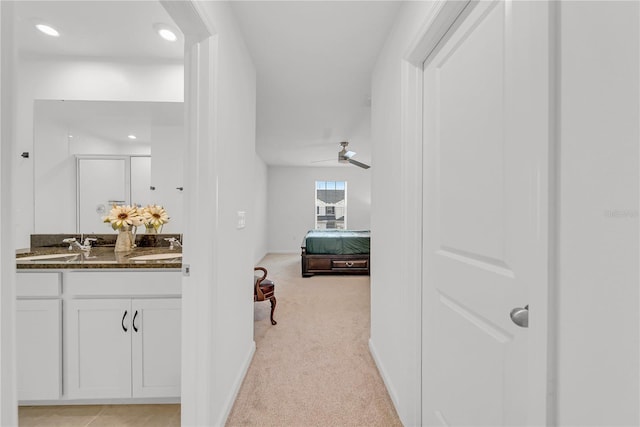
left=226, top=254, right=401, bottom=427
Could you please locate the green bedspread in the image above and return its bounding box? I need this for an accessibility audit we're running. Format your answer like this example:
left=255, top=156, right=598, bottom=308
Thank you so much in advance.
left=303, top=230, right=370, bottom=255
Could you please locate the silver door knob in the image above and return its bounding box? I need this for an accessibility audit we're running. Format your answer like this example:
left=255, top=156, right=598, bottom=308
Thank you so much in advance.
left=510, top=304, right=529, bottom=328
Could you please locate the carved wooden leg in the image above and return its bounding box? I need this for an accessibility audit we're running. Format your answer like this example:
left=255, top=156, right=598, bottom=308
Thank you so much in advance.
left=269, top=296, right=277, bottom=325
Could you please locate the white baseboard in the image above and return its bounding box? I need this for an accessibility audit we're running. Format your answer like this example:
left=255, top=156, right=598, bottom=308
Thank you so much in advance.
left=19, top=397, right=180, bottom=406
left=217, top=340, right=256, bottom=426
left=255, top=252, right=268, bottom=264
left=369, top=338, right=401, bottom=420
left=266, top=250, right=299, bottom=255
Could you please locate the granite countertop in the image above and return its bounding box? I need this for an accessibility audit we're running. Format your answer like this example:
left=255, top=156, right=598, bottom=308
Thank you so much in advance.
left=16, top=246, right=183, bottom=270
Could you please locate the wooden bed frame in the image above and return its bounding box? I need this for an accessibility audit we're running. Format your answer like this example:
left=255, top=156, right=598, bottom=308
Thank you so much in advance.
left=301, top=239, right=370, bottom=277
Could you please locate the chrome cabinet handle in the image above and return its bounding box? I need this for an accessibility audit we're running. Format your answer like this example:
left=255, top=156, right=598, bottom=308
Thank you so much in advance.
left=132, top=310, right=139, bottom=332
left=122, top=310, right=128, bottom=332
left=345, top=261, right=354, bottom=267
left=510, top=304, right=529, bottom=328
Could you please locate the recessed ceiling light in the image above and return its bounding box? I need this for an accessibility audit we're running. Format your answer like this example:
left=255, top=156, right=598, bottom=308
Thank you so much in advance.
left=158, top=28, right=177, bottom=42
left=153, top=23, right=177, bottom=42
left=35, top=24, right=60, bottom=37
left=128, top=134, right=137, bottom=140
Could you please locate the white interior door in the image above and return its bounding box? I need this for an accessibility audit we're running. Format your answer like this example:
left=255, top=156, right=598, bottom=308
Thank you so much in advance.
left=130, top=156, right=152, bottom=208
left=77, top=157, right=129, bottom=233
left=149, top=124, right=184, bottom=233
left=421, top=1, right=551, bottom=425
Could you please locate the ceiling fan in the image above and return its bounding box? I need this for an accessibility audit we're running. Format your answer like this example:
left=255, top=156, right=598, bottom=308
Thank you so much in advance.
left=335, top=141, right=371, bottom=169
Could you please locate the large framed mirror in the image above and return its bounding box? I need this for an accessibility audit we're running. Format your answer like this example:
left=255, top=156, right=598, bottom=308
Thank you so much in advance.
left=34, top=100, right=184, bottom=234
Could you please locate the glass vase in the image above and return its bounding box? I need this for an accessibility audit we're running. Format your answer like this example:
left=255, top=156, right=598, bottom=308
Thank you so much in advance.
left=115, top=226, right=135, bottom=252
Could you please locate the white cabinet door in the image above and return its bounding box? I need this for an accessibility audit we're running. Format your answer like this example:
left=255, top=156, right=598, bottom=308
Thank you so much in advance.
left=16, top=299, right=61, bottom=401
left=132, top=298, right=181, bottom=398
left=66, top=299, right=132, bottom=399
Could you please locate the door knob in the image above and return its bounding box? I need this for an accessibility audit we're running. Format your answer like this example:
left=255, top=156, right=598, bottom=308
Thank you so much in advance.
left=510, top=304, right=529, bottom=328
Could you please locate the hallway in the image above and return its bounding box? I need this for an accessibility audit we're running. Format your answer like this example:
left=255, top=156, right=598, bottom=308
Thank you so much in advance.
left=227, top=254, right=400, bottom=426
left=1, top=2, right=638, bottom=426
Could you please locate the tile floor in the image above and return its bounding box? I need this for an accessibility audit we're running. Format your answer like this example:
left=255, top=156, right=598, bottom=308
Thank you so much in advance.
left=18, top=404, right=180, bottom=427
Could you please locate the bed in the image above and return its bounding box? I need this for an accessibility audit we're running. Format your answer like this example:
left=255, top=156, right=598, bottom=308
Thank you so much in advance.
left=301, top=230, right=370, bottom=277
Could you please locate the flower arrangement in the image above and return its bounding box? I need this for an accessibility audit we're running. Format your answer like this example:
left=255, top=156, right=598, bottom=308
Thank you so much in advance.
left=103, top=204, right=144, bottom=230
left=140, top=204, right=170, bottom=232
left=102, top=204, right=170, bottom=233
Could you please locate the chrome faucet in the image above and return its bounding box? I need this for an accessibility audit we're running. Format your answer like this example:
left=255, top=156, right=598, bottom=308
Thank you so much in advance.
left=63, top=237, right=96, bottom=252
left=164, top=237, right=182, bottom=250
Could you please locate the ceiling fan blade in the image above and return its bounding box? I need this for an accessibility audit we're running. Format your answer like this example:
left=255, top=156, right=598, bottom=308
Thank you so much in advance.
left=348, top=158, right=370, bottom=169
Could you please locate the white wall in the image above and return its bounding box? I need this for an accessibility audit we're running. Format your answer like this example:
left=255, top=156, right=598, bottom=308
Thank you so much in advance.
left=267, top=166, right=371, bottom=253
left=557, top=2, right=639, bottom=425
left=13, top=57, right=183, bottom=247
left=254, top=155, right=268, bottom=263
left=191, top=3, right=257, bottom=424
left=369, top=2, right=435, bottom=425
left=0, top=2, right=18, bottom=425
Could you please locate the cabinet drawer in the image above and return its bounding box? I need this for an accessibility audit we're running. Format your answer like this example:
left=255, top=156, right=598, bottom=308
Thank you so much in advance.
left=307, top=258, right=331, bottom=270
left=65, top=271, right=181, bottom=296
left=17, top=273, right=61, bottom=297
left=331, top=259, right=368, bottom=270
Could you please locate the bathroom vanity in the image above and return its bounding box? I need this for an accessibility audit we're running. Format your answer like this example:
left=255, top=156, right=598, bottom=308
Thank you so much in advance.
left=16, top=245, right=182, bottom=404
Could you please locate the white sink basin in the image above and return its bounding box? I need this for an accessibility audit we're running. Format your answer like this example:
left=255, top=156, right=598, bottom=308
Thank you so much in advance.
left=17, top=253, right=79, bottom=261
left=129, top=253, right=183, bottom=261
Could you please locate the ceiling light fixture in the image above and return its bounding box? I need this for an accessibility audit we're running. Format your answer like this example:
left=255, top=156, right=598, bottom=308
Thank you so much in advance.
left=35, top=24, right=60, bottom=37
left=128, top=134, right=137, bottom=140
left=153, top=23, right=177, bottom=42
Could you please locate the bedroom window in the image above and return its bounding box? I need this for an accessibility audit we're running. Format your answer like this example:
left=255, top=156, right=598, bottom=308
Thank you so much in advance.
left=315, top=181, right=346, bottom=229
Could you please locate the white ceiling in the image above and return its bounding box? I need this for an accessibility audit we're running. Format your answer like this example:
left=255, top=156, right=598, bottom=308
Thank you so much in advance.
left=14, top=1, right=402, bottom=168
left=231, top=1, right=402, bottom=167
left=14, top=1, right=183, bottom=61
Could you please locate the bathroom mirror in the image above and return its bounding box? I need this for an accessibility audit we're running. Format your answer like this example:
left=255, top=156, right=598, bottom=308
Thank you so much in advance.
left=33, top=100, right=184, bottom=234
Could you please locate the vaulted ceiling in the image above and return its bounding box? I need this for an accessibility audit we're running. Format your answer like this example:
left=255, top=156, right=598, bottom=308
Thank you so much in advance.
left=231, top=1, right=402, bottom=167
